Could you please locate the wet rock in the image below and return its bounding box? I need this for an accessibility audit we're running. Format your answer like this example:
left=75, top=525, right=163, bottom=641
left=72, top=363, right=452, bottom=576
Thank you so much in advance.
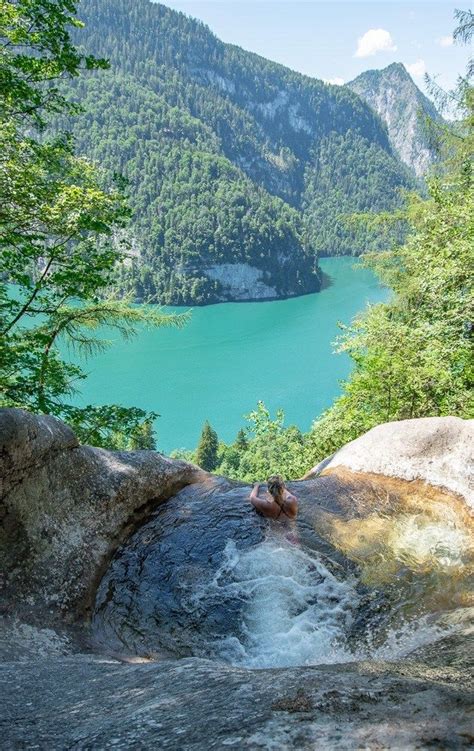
left=93, top=477, right=267, bottom=656
left=92, top=473, right=373, bottom=660
left=1, top=409, right=472, bottom=749
left=93, top=468, right=473, bottom=664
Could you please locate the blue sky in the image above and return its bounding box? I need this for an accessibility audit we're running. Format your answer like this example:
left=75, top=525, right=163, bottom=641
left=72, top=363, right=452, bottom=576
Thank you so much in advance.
left=156, top=1, right=470, bottom=94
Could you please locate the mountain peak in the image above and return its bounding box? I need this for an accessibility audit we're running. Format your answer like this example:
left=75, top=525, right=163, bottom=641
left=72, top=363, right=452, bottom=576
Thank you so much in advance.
left=350, top=62, right=415, bottom=87
left=347, top=64, right=441, bottom=176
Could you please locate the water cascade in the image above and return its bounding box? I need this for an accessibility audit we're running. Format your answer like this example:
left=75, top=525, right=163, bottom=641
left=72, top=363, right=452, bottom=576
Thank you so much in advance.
left=93, top=473, right=473, bottom=669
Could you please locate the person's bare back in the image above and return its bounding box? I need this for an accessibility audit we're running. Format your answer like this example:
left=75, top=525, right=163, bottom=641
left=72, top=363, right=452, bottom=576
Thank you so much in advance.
left=249, top=475, right=298, bottom=520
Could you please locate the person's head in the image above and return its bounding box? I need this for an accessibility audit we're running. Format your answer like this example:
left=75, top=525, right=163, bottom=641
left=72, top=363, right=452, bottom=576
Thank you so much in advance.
left=267, top=475, right=285, bottom=503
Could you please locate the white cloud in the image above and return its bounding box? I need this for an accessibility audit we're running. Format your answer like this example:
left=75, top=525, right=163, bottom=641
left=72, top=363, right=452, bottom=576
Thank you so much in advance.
left=324, top=77, right=345, bottom=86
left=406, top=59, right=427, bottom=78
left=354, top=29, right=397, bottom=58
left=438, top=35, right=454, bottom=48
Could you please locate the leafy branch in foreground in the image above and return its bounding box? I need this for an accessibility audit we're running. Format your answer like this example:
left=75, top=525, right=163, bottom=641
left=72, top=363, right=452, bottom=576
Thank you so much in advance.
left=0, top=0, right=188, bottom=448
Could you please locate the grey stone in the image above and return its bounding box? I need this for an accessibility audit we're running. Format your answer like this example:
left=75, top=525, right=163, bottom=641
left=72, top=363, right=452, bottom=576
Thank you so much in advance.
left=0, top=408, right=203, bottom=619
left=1, top=654, right=472, bottom=750
left=347, top=62, right=443, bottom=177
left=307, top=416, right=474, bottom=506
left=1, top=409, right=472, bottom=749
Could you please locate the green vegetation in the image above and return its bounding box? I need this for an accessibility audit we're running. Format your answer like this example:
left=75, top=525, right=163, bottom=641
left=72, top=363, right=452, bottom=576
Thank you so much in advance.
left=216, top=403, right=308, bottom=482
left=58, top=0, right=413, bottom=304
left=195, top=421, right=219, bottom=472
left=0, top=0, right=186, bottom=447
left=2, top=1, right=470, bottom=468
left=192, top=28, right=473, bottom=480
left=63, top=74, right=320, bottom=305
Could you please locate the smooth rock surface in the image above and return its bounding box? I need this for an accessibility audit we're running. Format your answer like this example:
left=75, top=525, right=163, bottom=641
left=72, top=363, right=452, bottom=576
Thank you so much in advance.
left=92, top=469, right=473, bottom=667
left=1, top=654, right=472, bottom=750
left=307, top=416, right=474, bottom=505
left=1, top=409, right=472, bottom=749
left=92, top=475, right=364, bottom=660
left=0, top=408, right=203, bottom=619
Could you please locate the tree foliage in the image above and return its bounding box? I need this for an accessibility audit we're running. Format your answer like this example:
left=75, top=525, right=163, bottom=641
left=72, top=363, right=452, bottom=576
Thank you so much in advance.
left=195, top=420, right=219, bottom=471
left=194, top=403, right=307, bottom=482
left=209, top=23, right=473, bottom=480
left=0, top=0, right=187, bottom=446
left=55, top=0, right=413, bottom=304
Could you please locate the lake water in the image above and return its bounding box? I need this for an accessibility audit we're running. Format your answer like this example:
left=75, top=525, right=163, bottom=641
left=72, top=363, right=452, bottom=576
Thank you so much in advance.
left=72, top=257, right=388, bottom=452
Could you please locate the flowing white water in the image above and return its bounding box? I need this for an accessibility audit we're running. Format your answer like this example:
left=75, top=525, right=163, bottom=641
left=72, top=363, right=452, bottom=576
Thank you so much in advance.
left=193, top=540, right=460, bottom=669
left=193, top=540, right=358, bottom=668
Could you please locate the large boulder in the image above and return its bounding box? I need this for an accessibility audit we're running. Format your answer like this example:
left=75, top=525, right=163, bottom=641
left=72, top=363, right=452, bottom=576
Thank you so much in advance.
left=0, top=408, right=203, bottom=620
left=306, top=416, right=474, bottom=506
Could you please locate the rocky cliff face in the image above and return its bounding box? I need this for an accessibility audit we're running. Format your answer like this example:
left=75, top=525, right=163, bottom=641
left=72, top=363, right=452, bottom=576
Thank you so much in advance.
left=1, top=409, right=472, bottom=749
left=347, top=63, right=442, bottom=177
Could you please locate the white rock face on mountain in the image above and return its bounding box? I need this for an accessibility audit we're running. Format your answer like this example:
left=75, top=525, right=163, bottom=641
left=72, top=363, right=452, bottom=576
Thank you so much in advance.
left=204, top=263, right=277, bottom=300
left=347, top=63, right=442, bottom=177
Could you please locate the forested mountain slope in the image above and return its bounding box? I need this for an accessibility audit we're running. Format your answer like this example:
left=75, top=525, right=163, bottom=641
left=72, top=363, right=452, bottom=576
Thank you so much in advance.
left=347, top=63, right=442, bottom=177
left=66, top=0, right=413, bottom=304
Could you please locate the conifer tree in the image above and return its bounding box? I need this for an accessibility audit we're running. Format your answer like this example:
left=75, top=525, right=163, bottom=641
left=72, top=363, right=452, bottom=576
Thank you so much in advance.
left=195, top=421, right=219, bottom=471
left=235, top=428, right=248, bottom=452
left=129, top=420, right=156, bottom=450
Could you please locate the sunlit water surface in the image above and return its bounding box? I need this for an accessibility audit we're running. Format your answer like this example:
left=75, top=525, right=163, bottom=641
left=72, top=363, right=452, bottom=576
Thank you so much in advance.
left=196, top=537, right=468, bottom=669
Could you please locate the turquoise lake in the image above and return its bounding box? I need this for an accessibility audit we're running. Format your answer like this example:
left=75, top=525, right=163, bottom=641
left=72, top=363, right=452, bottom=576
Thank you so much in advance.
left=71, top=257, right=388, bottom=452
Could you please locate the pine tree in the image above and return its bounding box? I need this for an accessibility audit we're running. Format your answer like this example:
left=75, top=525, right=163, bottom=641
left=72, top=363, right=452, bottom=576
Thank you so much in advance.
left=0, top=0, right=188, bottom=446
left=234, top=428, right=248, bottom=452
left=195, top=421, right=219, bottom=471
left=129, top=420, right=156, bottom=450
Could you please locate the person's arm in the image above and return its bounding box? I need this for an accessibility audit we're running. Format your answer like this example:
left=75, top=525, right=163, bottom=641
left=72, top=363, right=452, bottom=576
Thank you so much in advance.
left=284, top=492, right=298, bottom=518
left=249, top=483, right=260, bottom=504
left=249, top=483, right=273, bottom=514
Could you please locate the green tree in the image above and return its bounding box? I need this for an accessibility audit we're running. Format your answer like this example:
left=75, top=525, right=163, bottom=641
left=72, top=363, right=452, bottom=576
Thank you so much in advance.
left=216, top=12, right=473, bottom=481
left=235, top=428, right=248, bottom=452
left=60, top=404, right=158, bottom=450
left=216, top=402, right=307, bottom=482
left=0, top=0, right=187, bottom=445
left=129, top=418, right=156, bottom=450
left=195, top=421, right=219, bottom=472
left=304, top=37, right=474, bottom=467
left=45, top=0, right=413, bottom=305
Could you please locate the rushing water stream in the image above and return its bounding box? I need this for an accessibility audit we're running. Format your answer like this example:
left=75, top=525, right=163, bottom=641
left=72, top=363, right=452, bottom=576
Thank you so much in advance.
left=198, top=539, right=359, bottom=668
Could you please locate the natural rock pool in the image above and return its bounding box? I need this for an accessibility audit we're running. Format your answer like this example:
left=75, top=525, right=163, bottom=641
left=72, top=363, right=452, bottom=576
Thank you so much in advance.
left=93, top=472, right=473, bottom=672
left=2, top=409, right=472, bottom=749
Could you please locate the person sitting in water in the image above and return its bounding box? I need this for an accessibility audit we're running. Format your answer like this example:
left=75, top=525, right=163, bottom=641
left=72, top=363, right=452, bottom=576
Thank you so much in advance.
left=249, top=475, right=298, bottom=520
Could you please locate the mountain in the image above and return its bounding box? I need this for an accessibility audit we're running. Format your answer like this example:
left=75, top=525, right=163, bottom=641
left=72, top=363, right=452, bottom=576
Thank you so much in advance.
left=347, top=63, right=442, bottom=177
left=64, top=0, right=413, bottom=305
